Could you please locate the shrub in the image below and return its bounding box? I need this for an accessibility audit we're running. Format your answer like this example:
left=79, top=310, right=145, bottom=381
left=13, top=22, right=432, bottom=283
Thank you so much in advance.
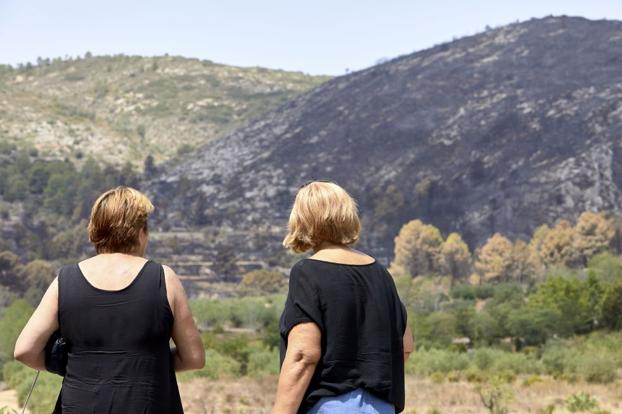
left=424, top=312, right=458, bottom=347
left=577, top=354, right=616, bottom=383
left=471, top=312, right=500, bottom=345
left=476, top=376, right=514, bottom=414
left=190, top=299, right=231, bottom=328
left=522, top=375, right=543, bottom=387
left=565, top=392, right=599, bottom=412
left=407, top=349, right=469, bottom=376
left=600, top=282, right=622, bottom=330
left=464, top=367, right=486, bottom=383
left=0, top=300, right=33, bottom=361
left=473, top=348, right=494, bottom=370
left=587, top=252, right=622, bottom=286
left=3, top=361, right=61, bottom=414
left=541, top=344, right=579, bottom=378
left=177, top=349, right=240, bottom=381
left=430, top=372, right=445, bottom=383
left=446, top=371, right=461, bottom=382
left=507, top=307, right=559, bottom=346
left=474, top=284, right=495, bottom=299
left=450, top=284, right=476, bottom=300
left=213, top=335, right=252, bottom=374
left=247, top=346, right=279, bottom=377
left=496, top=370, right=517, bottom=384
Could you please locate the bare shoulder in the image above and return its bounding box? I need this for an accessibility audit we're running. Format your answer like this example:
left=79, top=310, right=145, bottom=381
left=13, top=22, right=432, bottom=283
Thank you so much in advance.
left=39, top=276, right=60, bottom=310
left=47, top=276, right=60, bottom=297
left=162, top=264, right=185, bottom=295
left=162, top=264, right=177, bottom=277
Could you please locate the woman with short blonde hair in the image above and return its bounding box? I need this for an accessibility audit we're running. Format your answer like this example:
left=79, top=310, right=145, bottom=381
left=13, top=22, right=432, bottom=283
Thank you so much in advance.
left=283, top=181, right=361, bottom=253
left=273, top=181, right=413, bottom=414
left=15, top=186, right=204, bottom=414
left=88, top=186, right=154, bottom=254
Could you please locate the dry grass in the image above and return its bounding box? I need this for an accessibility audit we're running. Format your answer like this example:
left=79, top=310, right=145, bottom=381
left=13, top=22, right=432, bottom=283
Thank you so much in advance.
left=180, top=376, right=278, bottom=414
left=179, top=375, right=622, bottom=414
left=403, top=376, right=622, bottom=414
left=0, top=388, right=22, bottom=413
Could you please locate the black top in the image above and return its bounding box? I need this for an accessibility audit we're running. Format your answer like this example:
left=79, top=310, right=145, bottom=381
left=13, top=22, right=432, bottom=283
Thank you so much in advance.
left=279, top=258, right=407, bottom=413
left=55, top=260, right=183, bottom=414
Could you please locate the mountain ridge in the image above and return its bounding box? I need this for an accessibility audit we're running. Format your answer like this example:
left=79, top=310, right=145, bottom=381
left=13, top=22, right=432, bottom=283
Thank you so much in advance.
left=0, top=54, right=329, bottom=167
left=146, top=16, right=622, bottom=260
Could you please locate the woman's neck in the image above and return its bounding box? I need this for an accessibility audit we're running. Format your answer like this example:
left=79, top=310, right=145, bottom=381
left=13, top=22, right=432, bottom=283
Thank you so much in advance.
left=313, top=242, right=347, bottom=254
left=98, top=251, right=144, bottom=259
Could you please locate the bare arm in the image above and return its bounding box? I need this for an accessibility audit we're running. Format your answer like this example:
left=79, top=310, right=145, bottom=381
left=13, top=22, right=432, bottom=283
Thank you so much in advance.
left=164, top=265, right=205, bottom=371
left=14, top=278, right=59, bottom=370
left=272, top=322, right=321, bottom=414
left=403, top=325, right=414, bottom=362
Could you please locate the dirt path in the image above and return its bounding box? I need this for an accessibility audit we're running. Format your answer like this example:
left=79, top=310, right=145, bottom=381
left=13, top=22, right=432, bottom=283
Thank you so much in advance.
left=0, top=387, right=22, bottom=413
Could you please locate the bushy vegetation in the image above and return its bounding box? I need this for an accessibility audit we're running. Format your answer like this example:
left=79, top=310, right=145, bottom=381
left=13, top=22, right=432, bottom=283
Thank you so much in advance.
left=1, top=209, right=621, bottom=413
left=0, top=300, right=34, bottom=377
left=406, top=332, right=622, bottom=384
left=0, top=151, right=138, bottom=263
left=391, top=212, right=620, bottom=283
left=3, top=362, right=62, bottom=414
left=0, top=54, right=329, bottom=167
left=190, top=295, right=285, bottom=331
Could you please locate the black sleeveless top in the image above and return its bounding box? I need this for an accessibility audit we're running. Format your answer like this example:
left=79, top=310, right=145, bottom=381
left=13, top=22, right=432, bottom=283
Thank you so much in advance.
left=55, top=260, right=183, bottom=414
left=279, top=258, right=407, bottom=413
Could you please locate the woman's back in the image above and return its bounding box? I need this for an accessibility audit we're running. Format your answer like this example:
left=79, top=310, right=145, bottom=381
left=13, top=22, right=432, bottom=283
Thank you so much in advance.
left=280, top=257, right=406, bottom=413
left=58, top=258, right=183, bottom=414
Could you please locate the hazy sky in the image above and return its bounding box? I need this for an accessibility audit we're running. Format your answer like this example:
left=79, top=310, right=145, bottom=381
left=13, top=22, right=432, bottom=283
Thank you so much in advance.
left=1, top=0, right=621, bottom=75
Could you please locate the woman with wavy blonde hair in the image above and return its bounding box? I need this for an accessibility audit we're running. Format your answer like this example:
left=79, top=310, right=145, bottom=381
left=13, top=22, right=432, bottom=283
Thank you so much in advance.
left=273, top=181, right=413, bottom=414
left=14, top=186, right=204, bottom=413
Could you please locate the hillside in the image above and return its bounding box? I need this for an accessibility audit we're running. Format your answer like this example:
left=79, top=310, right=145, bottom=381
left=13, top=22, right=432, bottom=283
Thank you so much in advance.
left=0, top=55, right=329, bottom=167
left=146, top=16, right=622, bottom=261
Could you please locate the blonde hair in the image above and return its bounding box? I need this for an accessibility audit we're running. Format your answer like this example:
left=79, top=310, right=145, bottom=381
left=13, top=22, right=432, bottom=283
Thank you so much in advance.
left=88, top=186, right=154, bottom=254
left=283, top=181, right=361, bottom=253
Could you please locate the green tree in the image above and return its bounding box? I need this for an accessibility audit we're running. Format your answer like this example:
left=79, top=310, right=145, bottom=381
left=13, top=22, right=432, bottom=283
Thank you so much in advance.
left=19, top=260, right=56, bottom=305
left=42, top=167, right=79, bottom=215
left=587, top=252, right=622, bottom=287
left=448, top=300, right=475, bottom=340
left=0, top=251, right=20, bottom=290
left=425, top=312, right=458, bottom=347
left=0, top=300, right=34, bottom=360
left=506, top=307, right=559, bottom=347
left=601, top=282, right=622, bottom=330
left=48, top=223, right=88, bottom=260
left=472, top=312, right=500, bottom=346
left=528, top=275, right=592, bottom=335
left=27, top=160, right=52, bottom=194
left=0, top=251, right=18, bottom=272
left=3, top=174, right=28, bottom=202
